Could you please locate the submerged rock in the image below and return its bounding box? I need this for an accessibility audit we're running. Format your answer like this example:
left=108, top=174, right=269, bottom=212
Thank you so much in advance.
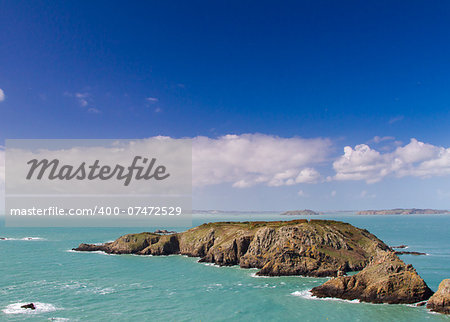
left=310, top=251, right=433, bottom=304
left=427, top=279, right=450, bottom=314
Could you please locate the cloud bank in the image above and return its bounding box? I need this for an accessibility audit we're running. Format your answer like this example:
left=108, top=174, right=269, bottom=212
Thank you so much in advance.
left=0, top=136, right=448, bottom=191
left=332, top=138, right=450, bottom=183
left=192, top=134, right=330, bottom=187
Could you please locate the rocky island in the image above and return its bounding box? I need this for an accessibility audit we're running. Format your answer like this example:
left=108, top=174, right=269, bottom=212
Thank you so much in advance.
left=311, top=251, right=433, bottom=303
left=280, top=209, right=321, bottom=216
left=74, top=219, right=441, bottom=307
left=427, top=279, right=450, bottom=314
left=357, top=208, right=449, bottom=215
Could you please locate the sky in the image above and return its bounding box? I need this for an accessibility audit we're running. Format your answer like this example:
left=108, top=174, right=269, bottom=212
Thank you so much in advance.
left=0, top=1, right=449, bottom=211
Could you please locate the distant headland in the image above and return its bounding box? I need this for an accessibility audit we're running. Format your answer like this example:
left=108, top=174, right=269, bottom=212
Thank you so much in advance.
left=280, top=209, right=321, bottom=216
left=357, top=208, right=449, bottom=215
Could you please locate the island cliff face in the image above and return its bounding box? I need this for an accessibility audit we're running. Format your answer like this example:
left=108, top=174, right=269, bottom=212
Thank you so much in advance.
left=427, top=279, right=450, bottom=314
left=74, top=219, right=433, bottom=304
left=75, top=220, right=388, bottom=277
left=310, top=251, right=433, bottom=304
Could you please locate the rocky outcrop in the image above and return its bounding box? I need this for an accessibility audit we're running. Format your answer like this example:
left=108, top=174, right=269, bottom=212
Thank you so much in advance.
left=427, top=279, right=450, bottom=314
left=392, top=245, right=408, bottom=249
left=395, top=251, right=427, bottom=256
left=310, top=251, right=433, bottom=304
left=21, top=303, right=36, bottom=310
left=74, top=219, right=432, bottom=304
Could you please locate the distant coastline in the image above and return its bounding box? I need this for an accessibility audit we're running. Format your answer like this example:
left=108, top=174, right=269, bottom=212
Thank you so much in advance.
left=281, top=209, right=321, bottom=216
left=357, top=208, right=450, bottom=215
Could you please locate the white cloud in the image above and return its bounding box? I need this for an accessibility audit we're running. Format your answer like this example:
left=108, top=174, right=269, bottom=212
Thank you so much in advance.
left=75, top=93, right=89, bottom=106
left=294, top=168, right=321, bottom=184
left=193, top=134, right=331, bottom=188
left=389, top=115, right=404, bottom=124
left=0, top=88, right=5, bottom=102
left=332, top=138, right=450, bottom=183
left=370, top=136, right=395, bottom=144
left=87, top=107, right=101, bottom=114
left=297, top=190, right=308, bottom=197
left=65, top=92, right=90, bottom=107
left=0, top=135, right=331, bottom=192
left=146, top=97, right=158, bottom=102
left=1, top=135, right=447, bottom=192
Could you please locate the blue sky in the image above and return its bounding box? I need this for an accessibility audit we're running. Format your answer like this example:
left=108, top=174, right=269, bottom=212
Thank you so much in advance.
left=0, top=1, right=449, bottom=210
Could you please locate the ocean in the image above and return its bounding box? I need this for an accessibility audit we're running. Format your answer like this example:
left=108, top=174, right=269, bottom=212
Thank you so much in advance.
left=1, top=212, right=449, bottom=321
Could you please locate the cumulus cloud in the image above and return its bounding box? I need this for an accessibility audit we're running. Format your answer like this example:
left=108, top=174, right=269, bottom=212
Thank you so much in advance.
left=0, top=88, right=5, bottom=102
left=332, top=138, right=450, bottom=183
left=192, top=134, right=331, bottom=188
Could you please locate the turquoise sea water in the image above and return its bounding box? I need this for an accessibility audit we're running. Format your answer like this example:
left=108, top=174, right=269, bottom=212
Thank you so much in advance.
left=1, top=212, right=449, bottom=321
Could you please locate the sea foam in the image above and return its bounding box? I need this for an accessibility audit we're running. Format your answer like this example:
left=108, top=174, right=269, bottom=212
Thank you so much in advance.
left=291, top=290, right=360, bottom=303
left=2, top=302, right=59, bottom=315
left=0, top=237, right=45, bottom=241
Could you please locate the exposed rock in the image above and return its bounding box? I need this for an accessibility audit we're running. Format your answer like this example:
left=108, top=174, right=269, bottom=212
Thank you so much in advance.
left=281, top=210, right=321, bottom=216
left=392, top=245, right=408, bottom=249
left=154, top=229, right=177, bottom=234
left=395, top=251, right=427, bottom=256
left=310, top=251, right=433, bottom=304
left=357, top=208, right=449, bottom=215
left=427, top=279, right=450, bottom=314
left=21, top=303, right=36, bottom=310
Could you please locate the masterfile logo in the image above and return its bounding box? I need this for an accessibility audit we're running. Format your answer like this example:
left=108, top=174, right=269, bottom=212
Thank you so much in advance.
left=5, top=139, right=192, bottom=227
left=26, top=156, right=170, bottom=186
